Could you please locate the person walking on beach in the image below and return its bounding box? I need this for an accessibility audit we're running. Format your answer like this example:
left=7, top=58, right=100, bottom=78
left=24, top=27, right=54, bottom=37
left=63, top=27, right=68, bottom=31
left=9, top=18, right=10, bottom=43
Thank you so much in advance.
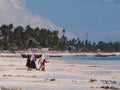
left=38, top=54, right=47, bottom=71
left=26, top=55, right=31, bottom=70
left=30, top=53, right=37, bottom=70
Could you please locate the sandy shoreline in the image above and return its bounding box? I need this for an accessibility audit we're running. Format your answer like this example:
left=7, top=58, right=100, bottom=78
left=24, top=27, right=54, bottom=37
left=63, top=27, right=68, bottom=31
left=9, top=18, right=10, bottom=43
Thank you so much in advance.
left=0, top=52, right=120, bottom=90
left=0, top=51, right=120, bottom=57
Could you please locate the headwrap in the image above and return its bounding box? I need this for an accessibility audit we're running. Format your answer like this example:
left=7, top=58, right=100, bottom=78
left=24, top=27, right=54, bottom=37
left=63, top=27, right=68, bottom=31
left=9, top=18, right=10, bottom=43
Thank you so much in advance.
left=31, top=53, right=35, bottom=60
left=41, top=54, right=45, bottom=60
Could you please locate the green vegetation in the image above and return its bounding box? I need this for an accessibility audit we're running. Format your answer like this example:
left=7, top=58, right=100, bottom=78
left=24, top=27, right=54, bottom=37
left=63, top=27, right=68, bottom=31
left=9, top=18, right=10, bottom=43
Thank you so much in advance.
left=0, top=24, right=120, bottom=52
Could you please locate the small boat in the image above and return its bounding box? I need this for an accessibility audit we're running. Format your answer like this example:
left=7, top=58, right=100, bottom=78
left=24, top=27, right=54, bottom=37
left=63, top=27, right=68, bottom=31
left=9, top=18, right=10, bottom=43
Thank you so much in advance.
left=73, top=55, right=87, bottom=57
left=49, top=55, right=62, bottom=57
left=94, top=55, right=108, bottom=57
left=21, top=54, right=42, bottom=58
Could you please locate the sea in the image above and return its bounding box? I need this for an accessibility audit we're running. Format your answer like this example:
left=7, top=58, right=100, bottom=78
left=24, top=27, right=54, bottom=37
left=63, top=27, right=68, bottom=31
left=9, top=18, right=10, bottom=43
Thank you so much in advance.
left=48, top=55, right=120, bottom=70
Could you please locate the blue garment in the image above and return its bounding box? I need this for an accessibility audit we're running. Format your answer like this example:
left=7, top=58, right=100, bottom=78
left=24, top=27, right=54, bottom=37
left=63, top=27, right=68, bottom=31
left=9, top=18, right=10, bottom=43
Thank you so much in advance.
left=31, top=60, right=36, bottom=68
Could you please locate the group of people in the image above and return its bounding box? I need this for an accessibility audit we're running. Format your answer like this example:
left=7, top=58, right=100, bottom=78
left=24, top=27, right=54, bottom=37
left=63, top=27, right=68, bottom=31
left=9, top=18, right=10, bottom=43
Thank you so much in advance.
left=26, top=53, right=47, bottom=71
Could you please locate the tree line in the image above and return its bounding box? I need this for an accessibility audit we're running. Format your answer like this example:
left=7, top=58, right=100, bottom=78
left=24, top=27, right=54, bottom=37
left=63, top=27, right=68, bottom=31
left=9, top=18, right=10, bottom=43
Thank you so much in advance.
left=0, top=23, right=120, bottom=52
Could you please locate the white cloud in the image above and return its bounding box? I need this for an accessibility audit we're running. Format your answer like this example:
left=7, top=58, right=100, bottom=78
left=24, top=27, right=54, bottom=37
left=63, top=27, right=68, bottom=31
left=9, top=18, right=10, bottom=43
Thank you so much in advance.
left=0, top=0, right=75, bottom=39
left=0, top=0, right=60, bottom=29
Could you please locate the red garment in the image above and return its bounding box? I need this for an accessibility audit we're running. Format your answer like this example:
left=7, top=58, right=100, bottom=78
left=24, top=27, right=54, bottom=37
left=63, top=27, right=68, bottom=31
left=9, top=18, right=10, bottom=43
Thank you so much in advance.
left=41, top=59, right=46, bottom=65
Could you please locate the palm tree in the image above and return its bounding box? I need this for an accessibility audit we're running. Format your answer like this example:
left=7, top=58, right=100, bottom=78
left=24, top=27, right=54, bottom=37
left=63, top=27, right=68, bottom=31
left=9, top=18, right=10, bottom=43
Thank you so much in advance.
left=13, top=26, right=25, bottom=49
left=0, top=24, right=13, bottom=49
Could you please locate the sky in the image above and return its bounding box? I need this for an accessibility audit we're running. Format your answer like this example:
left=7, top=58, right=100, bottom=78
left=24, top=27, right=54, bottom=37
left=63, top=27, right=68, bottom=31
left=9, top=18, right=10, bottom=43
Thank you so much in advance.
left=26, top=0, right=120, bottom=42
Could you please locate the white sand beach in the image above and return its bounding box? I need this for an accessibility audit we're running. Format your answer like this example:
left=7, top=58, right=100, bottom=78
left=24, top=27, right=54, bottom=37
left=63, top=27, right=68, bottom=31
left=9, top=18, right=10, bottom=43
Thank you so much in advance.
left=0, top=52, right=120, bottom=90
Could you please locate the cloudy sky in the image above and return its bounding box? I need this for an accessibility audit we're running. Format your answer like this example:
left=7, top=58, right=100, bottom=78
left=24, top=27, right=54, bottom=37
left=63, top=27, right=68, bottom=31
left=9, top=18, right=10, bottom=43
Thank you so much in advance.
left=26, top=0, right=120, bottom=42
left=0, top=0, right=120, bottom=42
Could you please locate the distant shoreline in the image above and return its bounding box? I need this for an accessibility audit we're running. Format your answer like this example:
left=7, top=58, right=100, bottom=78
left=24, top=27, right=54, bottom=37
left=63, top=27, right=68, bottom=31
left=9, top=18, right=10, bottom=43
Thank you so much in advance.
left=0, top=50, right=120, bottom=57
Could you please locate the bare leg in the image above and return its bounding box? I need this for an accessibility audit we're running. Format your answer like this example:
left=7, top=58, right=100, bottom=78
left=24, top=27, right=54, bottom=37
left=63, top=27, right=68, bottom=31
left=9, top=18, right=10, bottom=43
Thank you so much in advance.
left=41, top=65, right=45, bottom=71
left=38, top=64, right=42, bottom=71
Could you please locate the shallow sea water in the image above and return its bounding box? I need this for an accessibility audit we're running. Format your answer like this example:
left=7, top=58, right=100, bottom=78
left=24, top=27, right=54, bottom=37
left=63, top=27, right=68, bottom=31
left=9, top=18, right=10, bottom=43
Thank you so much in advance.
left=48, top=55, right=120, bottom=70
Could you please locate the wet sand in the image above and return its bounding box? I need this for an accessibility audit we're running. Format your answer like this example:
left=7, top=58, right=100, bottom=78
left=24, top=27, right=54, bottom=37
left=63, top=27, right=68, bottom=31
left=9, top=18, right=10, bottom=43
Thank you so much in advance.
left=0, top=53, right=120, bottom=90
